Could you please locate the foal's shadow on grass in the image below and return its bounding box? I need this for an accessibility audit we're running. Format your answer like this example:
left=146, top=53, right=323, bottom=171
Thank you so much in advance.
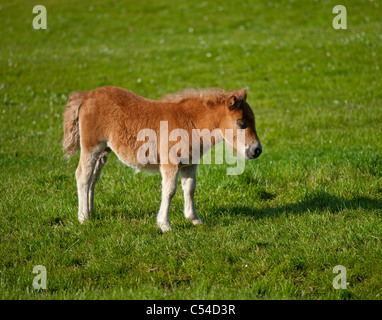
left=218, top=192, right=382, bottom=220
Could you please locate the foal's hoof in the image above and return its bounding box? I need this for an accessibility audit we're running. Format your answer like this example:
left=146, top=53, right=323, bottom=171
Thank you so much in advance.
left=78, top=215, right=89, bottom=224
left=158, top=222, right=172, bottom=232
left=190, top=218, right=203, bottom=225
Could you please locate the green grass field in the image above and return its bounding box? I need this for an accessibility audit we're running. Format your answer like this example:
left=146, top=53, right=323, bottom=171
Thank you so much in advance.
left=0, top=0, right=381, bottom=299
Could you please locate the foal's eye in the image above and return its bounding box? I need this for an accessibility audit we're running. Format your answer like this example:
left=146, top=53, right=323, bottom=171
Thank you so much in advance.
left=236, top=121, right=247, bottom=129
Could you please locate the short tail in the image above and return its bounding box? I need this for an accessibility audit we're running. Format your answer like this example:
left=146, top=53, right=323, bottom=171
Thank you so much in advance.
left=63, top=91, right=86, bottom=158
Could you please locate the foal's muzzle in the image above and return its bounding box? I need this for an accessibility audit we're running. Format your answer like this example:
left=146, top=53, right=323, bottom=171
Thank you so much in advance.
left=246, top=143, right=262, bottom=159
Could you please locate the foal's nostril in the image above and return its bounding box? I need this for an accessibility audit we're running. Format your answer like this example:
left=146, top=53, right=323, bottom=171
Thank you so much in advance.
left=254, top=147, right=262, bottom=156
left=246, top=145, right=262, bottom=159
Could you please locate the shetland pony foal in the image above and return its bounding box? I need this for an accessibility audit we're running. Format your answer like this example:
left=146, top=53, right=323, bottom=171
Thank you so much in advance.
left=63, top=86, right=262, bottom=231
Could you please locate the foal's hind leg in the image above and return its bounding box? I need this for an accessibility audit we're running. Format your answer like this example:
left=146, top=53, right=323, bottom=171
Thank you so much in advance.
left=180, top=164, right=203, bottom=225
left=88, top=147, right=111, bottom=214
left=76, top=146, right=103, bottom=223
left=157, top=164, right=179, bottom=232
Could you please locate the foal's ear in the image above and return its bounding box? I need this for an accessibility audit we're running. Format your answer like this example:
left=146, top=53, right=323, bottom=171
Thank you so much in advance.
left=241, top=88, right=247, bottom=101
left=228, top=89, right=247, bottom=110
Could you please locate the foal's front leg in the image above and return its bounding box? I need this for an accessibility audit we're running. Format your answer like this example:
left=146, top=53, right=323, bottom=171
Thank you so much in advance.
left=157, top=164, right=179, bottom=232
left=180, top=164, right=203, bottom=225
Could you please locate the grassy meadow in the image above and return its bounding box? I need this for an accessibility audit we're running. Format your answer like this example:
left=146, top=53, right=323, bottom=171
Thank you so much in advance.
left=0, top=0, right=381, bottom=299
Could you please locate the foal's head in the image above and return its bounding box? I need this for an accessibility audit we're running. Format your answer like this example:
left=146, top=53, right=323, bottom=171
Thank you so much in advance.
left=221, top=89, right=262, bottom=159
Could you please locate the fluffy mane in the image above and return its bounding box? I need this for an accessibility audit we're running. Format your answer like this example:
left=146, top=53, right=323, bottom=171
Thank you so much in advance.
left=161, top=88, right=239, bottom=106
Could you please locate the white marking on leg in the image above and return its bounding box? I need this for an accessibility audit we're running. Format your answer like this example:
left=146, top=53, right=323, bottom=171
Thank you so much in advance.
left=180, top=165, right=203, bottom=225
left=76, top=149, right=99, bottom=223
left=88, top=149, right=110, bottom=213
left=157, top=165, right=179, bottom=232
left=76, top=164, right=91, bottom=223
